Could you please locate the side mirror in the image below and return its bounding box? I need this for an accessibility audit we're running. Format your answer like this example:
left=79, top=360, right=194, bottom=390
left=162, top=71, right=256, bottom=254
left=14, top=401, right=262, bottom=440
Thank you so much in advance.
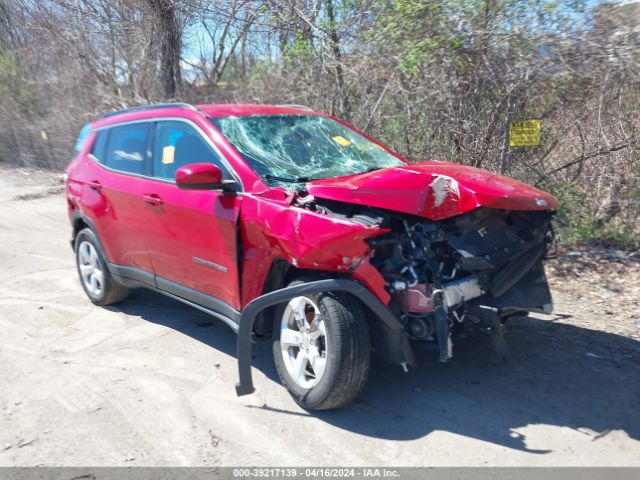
left=175, top=163, right=236, bottom=192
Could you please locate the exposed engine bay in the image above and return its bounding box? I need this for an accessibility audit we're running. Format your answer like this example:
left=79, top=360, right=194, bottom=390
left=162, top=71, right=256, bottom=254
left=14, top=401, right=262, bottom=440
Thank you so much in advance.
left=296, top=194, right=555, bottom=361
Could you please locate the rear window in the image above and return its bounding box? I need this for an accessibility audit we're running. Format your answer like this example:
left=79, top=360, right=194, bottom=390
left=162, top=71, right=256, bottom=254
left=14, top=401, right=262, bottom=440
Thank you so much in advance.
left=104, top=123, right=151, bottom=175
left=91, top=130, right=108, bottom=163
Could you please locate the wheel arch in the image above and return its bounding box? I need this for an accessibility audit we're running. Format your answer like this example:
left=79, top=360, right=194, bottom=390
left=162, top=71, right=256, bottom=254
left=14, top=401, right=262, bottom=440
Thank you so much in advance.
left=236, top=278, right=415, bottom=396
left=253, top=258, right=346, bottom=337
left=71, top=215, right=89, bottom=245
left=255, top=259, right=413, bottom=369
left=70, top=212, right=112, bottom=264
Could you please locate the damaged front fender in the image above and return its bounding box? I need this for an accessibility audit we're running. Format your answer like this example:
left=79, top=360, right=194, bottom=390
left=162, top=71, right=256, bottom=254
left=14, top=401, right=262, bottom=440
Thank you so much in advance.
left=239, top=193, right=390, bottom=307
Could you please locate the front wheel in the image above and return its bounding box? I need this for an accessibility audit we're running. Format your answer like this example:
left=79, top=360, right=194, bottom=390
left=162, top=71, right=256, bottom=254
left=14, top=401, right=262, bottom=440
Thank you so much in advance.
left=272, top=280, right=371, bottom=410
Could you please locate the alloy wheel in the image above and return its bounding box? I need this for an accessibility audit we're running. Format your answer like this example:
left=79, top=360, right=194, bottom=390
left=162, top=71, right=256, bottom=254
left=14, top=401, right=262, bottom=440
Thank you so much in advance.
left=279, top=296, right=328, bottom=389
left=77, top=240, right=104, bottom=297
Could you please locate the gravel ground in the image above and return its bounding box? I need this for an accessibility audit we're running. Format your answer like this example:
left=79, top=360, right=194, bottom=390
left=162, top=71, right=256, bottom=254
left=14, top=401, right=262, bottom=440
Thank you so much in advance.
left=547, top=246, right=640, bottom=341
left=0, top=167, right=638, bottom=466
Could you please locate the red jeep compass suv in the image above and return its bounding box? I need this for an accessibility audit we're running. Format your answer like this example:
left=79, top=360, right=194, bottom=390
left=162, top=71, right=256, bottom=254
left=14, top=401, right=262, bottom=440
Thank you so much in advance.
left=66, top=102, right=558, bottom=410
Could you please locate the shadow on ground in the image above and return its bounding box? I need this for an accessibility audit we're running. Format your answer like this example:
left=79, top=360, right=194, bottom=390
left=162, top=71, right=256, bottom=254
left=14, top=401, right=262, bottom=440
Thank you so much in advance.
left=114, top=289, right=640, bottom=454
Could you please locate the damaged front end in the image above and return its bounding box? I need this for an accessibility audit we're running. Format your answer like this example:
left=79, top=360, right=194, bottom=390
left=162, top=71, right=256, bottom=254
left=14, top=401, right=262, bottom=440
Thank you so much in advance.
left=314, top=199, right=555, bottom=362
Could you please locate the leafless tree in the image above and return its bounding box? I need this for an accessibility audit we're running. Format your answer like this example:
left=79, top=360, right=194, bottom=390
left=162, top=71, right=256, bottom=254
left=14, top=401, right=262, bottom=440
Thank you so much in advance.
left=148, top=0, right=182, bottom=98
left=0, top=0, right=638, bottom=244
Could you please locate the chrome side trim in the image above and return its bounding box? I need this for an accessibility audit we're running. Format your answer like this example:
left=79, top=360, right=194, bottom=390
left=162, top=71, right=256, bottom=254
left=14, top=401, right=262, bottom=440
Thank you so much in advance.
left=157, top=289, right=239, bottom=333
left=192, top=256, right=229, bottom=273
left=155, top=276, right=241, bottom=323
left=108, top=262, right=241, bottom=332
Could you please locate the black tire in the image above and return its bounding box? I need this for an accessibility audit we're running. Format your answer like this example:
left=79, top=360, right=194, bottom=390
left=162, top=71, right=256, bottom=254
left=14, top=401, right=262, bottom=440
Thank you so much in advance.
left=74, top=227, right=129, bottom=306
left=272, top=279, right=371, bottom=410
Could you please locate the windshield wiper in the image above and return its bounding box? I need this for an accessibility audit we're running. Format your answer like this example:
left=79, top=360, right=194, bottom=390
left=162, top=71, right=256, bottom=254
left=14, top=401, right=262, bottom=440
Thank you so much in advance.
left=265, top=174, right=316, bottom=183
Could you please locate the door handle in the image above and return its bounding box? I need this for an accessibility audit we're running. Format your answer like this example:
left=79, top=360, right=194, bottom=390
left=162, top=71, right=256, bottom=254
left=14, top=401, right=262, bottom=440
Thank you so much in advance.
left=88, top=180, right=102, bottom=192
left=143, top=193, right=164, bottom=207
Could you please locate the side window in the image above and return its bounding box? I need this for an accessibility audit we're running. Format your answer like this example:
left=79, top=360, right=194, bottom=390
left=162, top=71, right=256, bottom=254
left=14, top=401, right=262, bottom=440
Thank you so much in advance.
left=104, top=123, right=151, bottom=175
left=153, top=121, right=226, bottom=181
left=91, top=130, right=108, bottom=163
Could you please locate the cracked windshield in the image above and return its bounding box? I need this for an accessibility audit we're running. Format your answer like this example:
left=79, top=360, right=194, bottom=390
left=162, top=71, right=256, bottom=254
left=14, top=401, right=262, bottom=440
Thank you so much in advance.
left=211, top=114, right=404, bottom=185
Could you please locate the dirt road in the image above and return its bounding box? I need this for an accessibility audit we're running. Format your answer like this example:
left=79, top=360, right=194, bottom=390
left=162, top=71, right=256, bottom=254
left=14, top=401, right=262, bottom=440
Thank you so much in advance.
left=0, top=168, right=638, bottom=466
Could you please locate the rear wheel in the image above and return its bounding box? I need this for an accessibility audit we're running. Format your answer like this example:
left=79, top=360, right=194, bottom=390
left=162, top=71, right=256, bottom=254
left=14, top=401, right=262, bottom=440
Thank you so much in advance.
left=272, top=279, right=371, bottom=410
left=75, top=228, right=128, bottom=306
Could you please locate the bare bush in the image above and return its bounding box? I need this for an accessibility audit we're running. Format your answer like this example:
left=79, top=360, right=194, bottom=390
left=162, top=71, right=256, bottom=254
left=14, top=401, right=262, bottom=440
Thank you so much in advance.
left=0, top=0, right=637, bottom=245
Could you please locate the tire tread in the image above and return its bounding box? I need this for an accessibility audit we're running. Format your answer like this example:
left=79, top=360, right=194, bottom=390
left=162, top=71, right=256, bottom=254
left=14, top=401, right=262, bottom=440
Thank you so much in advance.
left=317, top=292, right=371, bottom=409
left=273, top=278, right=371, bottom=410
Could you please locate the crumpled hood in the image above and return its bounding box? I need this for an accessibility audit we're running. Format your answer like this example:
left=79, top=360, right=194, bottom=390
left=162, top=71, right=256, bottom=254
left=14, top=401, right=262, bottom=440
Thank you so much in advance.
left=307, top=161, right=559, bottom=221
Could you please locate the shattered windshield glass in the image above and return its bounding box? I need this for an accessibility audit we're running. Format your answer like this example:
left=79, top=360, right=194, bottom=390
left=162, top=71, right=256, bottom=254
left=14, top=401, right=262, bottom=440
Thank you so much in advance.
left=210, top=114, right=404, bottom=185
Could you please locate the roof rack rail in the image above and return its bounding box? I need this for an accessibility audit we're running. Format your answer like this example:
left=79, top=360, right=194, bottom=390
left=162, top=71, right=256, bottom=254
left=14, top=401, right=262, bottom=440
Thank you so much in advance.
left=98, top=102, right=201, bottom=120
left=276, top=104, right=314, bottom=111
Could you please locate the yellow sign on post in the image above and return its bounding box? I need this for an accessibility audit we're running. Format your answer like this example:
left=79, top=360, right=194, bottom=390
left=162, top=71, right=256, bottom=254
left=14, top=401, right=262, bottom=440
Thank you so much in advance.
left=509, top=119, right=541, bottom=147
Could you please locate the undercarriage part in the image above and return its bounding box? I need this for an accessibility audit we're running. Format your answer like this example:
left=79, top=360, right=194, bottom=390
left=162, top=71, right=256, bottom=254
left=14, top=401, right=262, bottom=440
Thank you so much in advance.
left=476, top=261, right=553, bottom=314
left=397, top=276, right=485, bottom=312
left=290, top=198, right=554, bottom=363
left=433, top=290, right=452, bottom=362
left=364, top=207, right=554, bottom=361
left=478, top=305, right=509, bottom=358
left=443, top=276, right=484, bottom=307
left=397, top=283, right=433, bottom=312
left=489, top=244, right=545, bottom=297
left=446, top=209, right=549, bottom=271
left=407, top=317, right=432, bottom=338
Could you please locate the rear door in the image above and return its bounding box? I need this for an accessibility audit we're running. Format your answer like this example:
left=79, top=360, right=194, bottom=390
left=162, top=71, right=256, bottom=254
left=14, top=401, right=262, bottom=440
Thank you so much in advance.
left=81, top=122, right=155, bottom=280
left=139, top=119, right=242, bottom=311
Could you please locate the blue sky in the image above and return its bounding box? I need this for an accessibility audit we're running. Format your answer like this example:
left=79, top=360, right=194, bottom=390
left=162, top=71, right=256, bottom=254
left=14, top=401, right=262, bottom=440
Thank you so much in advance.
left=181, top=0, right=626, bottom=70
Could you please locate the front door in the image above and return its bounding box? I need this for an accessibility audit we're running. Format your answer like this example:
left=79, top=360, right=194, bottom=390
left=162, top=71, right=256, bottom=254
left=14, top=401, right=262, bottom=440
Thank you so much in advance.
left=140, top=119, right=242, bottom=311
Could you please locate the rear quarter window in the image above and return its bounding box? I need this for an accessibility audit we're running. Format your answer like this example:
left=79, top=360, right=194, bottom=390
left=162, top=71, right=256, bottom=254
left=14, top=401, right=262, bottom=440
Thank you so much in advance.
left=104, top=123, right=151, bottom=175
left=74, top=124, right=91, bottom=152
left=90, top=130, right=108, bottom=163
